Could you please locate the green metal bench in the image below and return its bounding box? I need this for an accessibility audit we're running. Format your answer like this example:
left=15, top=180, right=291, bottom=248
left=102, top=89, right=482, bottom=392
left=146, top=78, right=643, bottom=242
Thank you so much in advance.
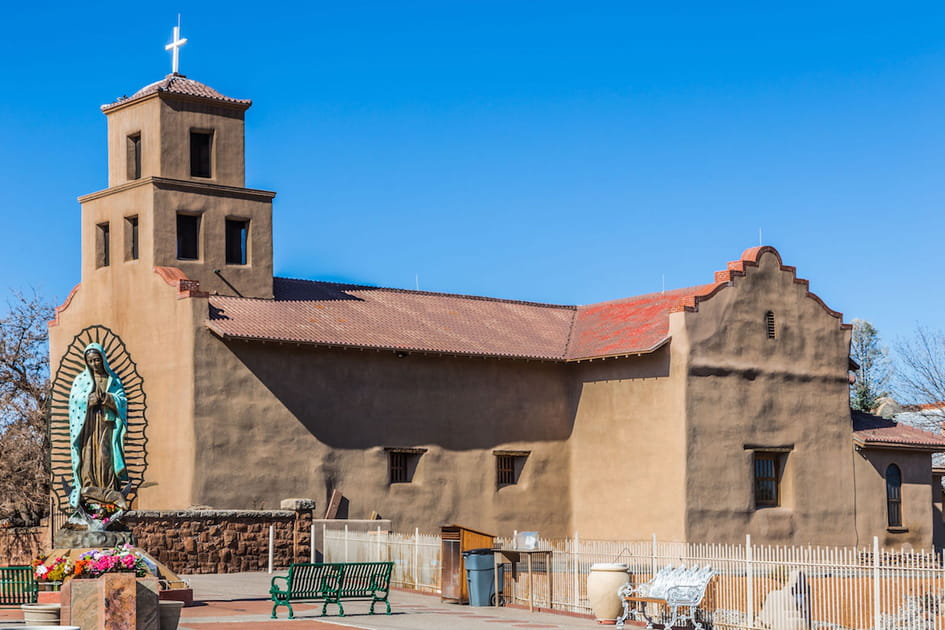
left=0, top=566, right=38, bottom=608
left=270, top=561, right=394, bottom=619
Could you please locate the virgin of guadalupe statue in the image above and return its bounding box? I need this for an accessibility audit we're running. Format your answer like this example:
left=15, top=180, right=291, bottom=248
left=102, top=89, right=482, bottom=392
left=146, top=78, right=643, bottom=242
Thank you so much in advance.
left=68, top=343, right=128, bottom=509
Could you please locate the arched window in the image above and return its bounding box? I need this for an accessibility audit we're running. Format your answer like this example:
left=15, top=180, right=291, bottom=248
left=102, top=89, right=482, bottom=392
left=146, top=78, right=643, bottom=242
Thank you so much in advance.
left=886, top=464, right=902, bottom=527
left=765, top=311, right=776, bottom=339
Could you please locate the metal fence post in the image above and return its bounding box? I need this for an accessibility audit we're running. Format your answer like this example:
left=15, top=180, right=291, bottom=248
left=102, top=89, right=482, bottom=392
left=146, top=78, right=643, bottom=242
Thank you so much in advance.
left=746, top=534, right=753, bottom=627
left=268, top=525, right=274, bottom=574
left=651, top=533, right=657, bottom=576
left=310, top=523, right=315, bottom=563
left=573, top=532, right=580, bottom=611
left=344, top=524, right=349, bottom=563
left=873, top=536, right=881, bottom=630
left=414, top=527, right=420, bottom=588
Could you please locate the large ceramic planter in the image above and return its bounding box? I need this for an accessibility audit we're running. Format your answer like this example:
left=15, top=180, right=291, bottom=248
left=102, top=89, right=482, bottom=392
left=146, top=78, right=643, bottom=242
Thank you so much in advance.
left=587, top=563, right=629, bottom=624
left=21, top=603, right=61, bottom=625
left=159, top=599, right=184, bottom=630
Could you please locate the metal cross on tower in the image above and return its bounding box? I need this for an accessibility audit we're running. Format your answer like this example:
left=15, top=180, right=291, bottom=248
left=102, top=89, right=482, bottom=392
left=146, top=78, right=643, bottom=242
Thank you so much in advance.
left=165, top=19, right=188, bottom=75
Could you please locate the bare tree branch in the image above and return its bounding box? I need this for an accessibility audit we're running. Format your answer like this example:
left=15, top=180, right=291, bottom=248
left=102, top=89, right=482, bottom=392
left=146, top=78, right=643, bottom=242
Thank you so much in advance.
left=0, top=291, right=53, bottom=526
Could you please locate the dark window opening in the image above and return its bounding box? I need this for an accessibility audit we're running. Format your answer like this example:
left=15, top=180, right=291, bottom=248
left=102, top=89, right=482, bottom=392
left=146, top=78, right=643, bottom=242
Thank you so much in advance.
left=125, top=216, right=139, bottom=261
left=96, top=222, right=110, bottom=268
left=176, top=213, right=200, bottom=260
left=386, top=447, right=426, bottom=484
left=765, top=311, right=776, bottom=339
left=190, top=131, right=213, bottom=178
left=225, top=219, right=249, bottom=265
left=754, top=452, right=780, bottom=507
left=127, top=133, right=141, bottom=180
left=389, top=452, right=408, bottom=484
left=886, top=464, right=902, bottom=527
left=495, top=451, right=529, bottom=487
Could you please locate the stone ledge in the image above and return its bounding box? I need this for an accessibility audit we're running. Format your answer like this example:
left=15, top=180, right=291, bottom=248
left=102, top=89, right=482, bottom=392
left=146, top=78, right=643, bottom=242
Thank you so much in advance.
left=126, top=510, right=296, bottom=519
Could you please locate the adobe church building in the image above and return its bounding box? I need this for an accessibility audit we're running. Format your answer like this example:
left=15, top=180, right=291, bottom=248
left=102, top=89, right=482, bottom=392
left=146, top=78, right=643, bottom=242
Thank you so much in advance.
left=47, top=72, right=945, bottom=549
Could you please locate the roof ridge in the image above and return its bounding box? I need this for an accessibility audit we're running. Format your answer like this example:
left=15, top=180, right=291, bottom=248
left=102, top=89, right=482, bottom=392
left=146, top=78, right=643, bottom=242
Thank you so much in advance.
left=270, top=276, right=577, bottom=310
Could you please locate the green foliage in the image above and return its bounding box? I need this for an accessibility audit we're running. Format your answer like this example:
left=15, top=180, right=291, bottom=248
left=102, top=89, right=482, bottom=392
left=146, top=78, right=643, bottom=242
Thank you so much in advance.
left=850, top=318, right=891, bottom=412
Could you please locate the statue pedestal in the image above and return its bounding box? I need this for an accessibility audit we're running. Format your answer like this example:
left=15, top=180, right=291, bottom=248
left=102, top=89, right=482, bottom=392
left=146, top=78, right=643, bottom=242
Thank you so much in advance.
left=54, top=527, right=135, bottom=549
left=60, top=573, right=159, bottom=630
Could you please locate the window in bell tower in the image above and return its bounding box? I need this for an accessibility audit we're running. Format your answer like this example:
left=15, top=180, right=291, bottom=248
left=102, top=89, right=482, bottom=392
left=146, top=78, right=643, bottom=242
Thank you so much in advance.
left=124, top=216, right=139, bottom=261
left=190, top=130, right=213, bottom=178
left=176, top=213, right=201, bottom=260
left=225, top=219, right=249, bottom=265
left=126, top=133, right=141, bottom=180
left=96, top=222, right=111, bottom=268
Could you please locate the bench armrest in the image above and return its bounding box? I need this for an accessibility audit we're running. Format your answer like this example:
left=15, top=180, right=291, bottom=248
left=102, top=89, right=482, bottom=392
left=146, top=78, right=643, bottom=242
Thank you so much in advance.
left=270, top=575, right=289, bottom=595
left=618, top=582, right=636, bottom=599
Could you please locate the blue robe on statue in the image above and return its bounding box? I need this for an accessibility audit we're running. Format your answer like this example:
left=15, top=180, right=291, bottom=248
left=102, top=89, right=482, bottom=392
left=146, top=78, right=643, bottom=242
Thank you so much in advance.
left=68, top=342, right=128, bottom=508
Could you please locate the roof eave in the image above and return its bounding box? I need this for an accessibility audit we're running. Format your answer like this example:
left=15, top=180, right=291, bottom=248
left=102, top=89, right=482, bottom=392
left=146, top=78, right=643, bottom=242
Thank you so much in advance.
left=853, top=438, right=945, bottom=453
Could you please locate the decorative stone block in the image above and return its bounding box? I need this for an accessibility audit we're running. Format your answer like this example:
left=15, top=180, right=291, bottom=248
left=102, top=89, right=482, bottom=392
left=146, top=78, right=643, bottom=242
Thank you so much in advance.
left=61, top=574, right=159, bottom=630
left=280, top=497, right=315, bottom=511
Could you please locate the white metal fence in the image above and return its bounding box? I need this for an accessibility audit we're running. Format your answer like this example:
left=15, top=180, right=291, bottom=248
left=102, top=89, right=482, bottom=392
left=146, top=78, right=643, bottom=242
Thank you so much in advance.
left=322, top=530, right=945, bottom=630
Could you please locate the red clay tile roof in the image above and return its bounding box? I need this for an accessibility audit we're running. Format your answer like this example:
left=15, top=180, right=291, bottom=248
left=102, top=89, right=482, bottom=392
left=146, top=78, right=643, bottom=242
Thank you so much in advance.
left=852, top=411, right=945, bottom=451
left=208, top=278, right=575, bottom=360
left=102, top=74, right=251, bottom=112
left=202, top=246, right=850, bottom=361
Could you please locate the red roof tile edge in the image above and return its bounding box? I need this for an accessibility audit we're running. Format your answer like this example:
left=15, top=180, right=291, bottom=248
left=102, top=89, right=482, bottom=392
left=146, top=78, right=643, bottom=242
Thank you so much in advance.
left=852, top=411, right=945, bottom=451
left=204, top=323, right=567, bottom=362
left=48, top=284, right=80, bottom=328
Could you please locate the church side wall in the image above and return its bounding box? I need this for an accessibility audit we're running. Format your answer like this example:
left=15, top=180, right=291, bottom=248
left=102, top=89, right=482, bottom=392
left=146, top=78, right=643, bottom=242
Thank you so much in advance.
left=681, top=251, right=859, bottom=546
left=49, top=208, right=199, bottom=511
left=855, top=449, right=936, bottom=549
left=567, top=341, right=689, bottom=541
left=189, top=329, right=577, bottom=536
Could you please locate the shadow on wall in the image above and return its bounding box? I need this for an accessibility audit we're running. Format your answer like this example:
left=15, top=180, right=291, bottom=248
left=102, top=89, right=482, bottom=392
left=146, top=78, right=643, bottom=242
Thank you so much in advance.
left=226, top=339, right=673, bottom=451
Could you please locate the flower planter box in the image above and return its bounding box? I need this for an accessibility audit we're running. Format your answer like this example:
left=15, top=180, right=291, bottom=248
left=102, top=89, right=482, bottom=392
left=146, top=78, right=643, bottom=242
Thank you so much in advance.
left=60, top=573, right=160, bottom=630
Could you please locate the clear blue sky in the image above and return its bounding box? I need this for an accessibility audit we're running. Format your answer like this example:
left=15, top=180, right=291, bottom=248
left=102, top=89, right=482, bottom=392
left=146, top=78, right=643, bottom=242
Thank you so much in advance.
left=1, top=2, right=943, bottom=348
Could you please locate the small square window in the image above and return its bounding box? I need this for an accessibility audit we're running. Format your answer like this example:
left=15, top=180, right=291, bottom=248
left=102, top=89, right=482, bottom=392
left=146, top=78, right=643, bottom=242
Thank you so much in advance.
left=177, top=213, right=200, bottom=260
left=494, top=450, right=529, bottom=487
left=190, top=130, right=213, bottom=178
left=96, top=222, right=110, bottom=268
left=385, top=447, right=426, bottom=484
left=225, top=219, right=249, bottom=265
left=754, top=452, right=781, bottom=507
left=124, top=215, right=139, bottom=261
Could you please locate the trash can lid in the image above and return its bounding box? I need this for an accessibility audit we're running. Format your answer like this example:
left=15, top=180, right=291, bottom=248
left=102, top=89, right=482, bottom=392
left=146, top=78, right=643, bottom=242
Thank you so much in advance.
left=590, top=563, right=629, bottom=571
left=462, top=548, right=494, bottom=555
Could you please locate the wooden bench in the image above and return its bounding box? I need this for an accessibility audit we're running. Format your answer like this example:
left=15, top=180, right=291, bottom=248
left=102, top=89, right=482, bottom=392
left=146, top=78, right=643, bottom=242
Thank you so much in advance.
left=0, top=566, right=38, bottom=608
left=616, top=564, right=716, bottom=630
left=270, top=561, right=394, bottom=619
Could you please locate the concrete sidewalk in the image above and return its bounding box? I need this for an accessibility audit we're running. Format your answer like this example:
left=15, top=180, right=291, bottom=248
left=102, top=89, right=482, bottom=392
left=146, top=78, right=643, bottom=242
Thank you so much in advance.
left=178, top=572, right=600, bottom=630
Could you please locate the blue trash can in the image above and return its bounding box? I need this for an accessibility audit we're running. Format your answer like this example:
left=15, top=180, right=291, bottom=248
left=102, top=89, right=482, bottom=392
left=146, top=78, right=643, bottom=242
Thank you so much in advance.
left=463, top=548, right=504, bottom=606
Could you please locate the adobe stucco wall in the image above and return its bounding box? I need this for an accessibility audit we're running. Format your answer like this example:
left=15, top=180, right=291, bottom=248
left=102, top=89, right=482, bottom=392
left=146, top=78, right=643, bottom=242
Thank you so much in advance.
left=190, top=333, right=577, bottom=537
left=568, top=343, right=689, bottom=540
left=681, top=249, right=857, bottom=545
left=855, top=450, right=935, bottom=549
left=48, top=263, right=201, bottom=511
left=0, top=526, right=47, bottom=565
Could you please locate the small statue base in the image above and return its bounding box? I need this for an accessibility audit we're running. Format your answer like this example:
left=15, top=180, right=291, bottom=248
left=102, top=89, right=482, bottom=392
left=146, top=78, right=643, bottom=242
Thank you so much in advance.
left=53, top=527, right=135, bottom=549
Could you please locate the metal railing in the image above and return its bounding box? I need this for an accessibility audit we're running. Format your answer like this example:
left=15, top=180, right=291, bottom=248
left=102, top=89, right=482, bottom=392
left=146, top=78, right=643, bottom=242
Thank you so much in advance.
left=323, top=529, right=945, bottom=630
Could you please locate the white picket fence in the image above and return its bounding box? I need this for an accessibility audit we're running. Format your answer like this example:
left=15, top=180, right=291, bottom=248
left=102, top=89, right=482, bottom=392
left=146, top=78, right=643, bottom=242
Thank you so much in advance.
left=323, top=529, right=945, bottom=630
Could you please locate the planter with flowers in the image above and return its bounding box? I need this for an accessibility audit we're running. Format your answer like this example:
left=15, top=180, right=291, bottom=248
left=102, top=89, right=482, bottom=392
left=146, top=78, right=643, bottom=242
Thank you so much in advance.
left=33, top=545, right=162, bottom=629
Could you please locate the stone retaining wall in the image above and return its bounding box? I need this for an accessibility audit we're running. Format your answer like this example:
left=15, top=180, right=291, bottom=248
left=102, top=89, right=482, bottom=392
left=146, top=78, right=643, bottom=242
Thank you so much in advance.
left=124, top=506, right=314, bottom=574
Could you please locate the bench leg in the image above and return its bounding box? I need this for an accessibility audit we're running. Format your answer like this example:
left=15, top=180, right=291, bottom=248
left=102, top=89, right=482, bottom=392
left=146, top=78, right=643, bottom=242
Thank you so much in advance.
left=287, top=602, right=295, bottom=620
left=616, top=598, right=631, bottom=630
left=271, top=600, right=291, bottom=620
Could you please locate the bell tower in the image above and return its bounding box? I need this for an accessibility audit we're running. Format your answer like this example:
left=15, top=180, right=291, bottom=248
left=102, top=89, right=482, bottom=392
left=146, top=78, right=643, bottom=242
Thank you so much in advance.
left=77, top=68, right=275, bottom=298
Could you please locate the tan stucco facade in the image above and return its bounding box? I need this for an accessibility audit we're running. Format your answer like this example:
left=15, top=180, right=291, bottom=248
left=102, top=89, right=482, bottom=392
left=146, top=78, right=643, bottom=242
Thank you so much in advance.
left=48, top=76, right=945, bottom=548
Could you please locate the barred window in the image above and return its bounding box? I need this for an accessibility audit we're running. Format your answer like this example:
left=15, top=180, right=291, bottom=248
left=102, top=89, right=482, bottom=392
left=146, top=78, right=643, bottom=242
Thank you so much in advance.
left=754, top=452, right=780, bottom=507
left=385, top=447, right=427, bottom=484
left=886, top=464, right=902, bottom=528
left=494, top=450, right=529, bottom=488
left=765, top=311, right=776, bottom=339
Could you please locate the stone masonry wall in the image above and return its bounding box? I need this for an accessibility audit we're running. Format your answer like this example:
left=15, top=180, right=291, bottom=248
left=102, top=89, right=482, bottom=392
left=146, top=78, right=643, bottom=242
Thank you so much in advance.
left=125, top=506, right=314, bottom=574
left=0, top=526, right=47, bottom=565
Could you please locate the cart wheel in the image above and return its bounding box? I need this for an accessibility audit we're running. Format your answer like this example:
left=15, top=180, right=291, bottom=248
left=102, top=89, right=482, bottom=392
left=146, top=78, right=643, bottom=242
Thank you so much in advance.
left=490, top=593, right=506, bottom=606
